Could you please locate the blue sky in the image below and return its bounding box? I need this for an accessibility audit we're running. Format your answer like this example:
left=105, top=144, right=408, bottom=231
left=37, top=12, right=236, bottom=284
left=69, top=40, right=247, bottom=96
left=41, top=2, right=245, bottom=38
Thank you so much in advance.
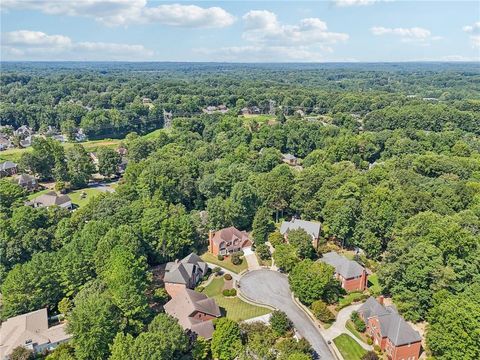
left=1, top=0, right=479, bottom=62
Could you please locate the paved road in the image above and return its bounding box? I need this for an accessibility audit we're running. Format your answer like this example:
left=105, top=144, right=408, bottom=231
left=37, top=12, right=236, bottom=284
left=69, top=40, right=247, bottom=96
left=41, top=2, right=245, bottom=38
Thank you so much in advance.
left=239, top=270, right=335, bottom=360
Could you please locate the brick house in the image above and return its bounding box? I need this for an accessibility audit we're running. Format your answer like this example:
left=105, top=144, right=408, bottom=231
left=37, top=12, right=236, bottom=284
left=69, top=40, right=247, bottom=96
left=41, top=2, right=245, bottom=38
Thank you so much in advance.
left=358, top=297, right=422, bottom=360
left=164, top=253, right=208, bottom=297
left=208, top=226, right=252, bottom=256
left=164, top=288, right=221, bottom=339
left=319, top=251, right=368, bottom=292
left=280, top=218, right=321, bottom=249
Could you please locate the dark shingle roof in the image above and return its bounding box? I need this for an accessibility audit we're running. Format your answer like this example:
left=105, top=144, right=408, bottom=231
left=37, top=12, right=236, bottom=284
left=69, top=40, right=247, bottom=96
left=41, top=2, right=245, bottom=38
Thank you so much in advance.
left=164, top=253, right=207, bottom=285
left=359, top=297, right=422, bottom=346
left=319, top=251, right=365, bottom=279
left=0, top=161, right=17, bottom=171
left=280, top=219, right=321, bottom=239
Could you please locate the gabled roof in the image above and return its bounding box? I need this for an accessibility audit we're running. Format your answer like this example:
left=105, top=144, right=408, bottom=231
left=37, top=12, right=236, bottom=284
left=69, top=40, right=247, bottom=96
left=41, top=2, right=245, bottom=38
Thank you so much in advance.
left=282, top=153, right=297, bottom=160
left=211, top=226, right=249, bottom=247
left=0, top=308, right=70, bottom=359
left=359, top=297, right=422, bottom=346
left=319, top=251, right=365, bottom=279
left=0, top=161, right=17, bottom=171
left=164, top=253, right=207, bottom=285
left=280, top=219, right=321, bottom=239
left=164, top=288, right=220, bottom=339
left=29, top=191, right=71, bottom=207
left=17, top=173, right=36, bottom=184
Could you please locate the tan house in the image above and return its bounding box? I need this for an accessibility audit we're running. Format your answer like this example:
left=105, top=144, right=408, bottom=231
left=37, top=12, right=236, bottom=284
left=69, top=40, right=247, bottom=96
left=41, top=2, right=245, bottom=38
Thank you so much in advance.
left=16, top=174, right=38, bottom=191
left=208, top=226, right=252, bottom=256
left=164, top=253, right=208, bottom=297
left=0, top=308, right=71, bottom=359
left=164, top=288, right=221, bottom=339
left=26, top=191, right=72, bottom=210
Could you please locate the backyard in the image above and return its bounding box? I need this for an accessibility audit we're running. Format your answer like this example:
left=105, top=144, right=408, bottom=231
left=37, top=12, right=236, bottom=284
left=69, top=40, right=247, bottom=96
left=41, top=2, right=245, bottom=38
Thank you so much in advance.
left=200, top=252, right=248, bottom=274
left=28, top=187, right=105, bottom=208
left=201, top=276, right=271, bottom=322
left=333, top=334, right=367, bottom=360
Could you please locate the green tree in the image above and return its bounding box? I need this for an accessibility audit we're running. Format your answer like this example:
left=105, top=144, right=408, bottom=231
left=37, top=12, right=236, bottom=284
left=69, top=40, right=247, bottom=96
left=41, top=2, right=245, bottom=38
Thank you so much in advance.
left=311, top=300, right=335, bottom=323
left=66, top=144, right=95, bottom=188
left=192, top=337, right=210, bottom=360
left=272, top=243, right=299, bottom=272
left=269, top=310, right=292, bottom=337
left=289, top=259, right=339, bottom=305
left=211, top=318, right=243, bottom=360
left=252, top=206, right=275, bottom=245
left=9, top=346, right=33, bottom=360
left=67, top=283, right=121, bottom=360
left=97, top=147, right=121, bottom=178
left=45, top=343, right=76, bottom=360
left=287, top=228, right=314, bottom=259
left=0, top=180, right=25, bottom=211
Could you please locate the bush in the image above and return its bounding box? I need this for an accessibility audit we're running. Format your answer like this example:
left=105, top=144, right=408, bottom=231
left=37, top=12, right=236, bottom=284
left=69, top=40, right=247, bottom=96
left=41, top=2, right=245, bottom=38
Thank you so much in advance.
left=222, top=289, right=237, bottom=297
left=217, top=254, right=224, bottom=261
left=362, top=351, right=379, bottom=360
left=224, top=273, right=232, bottom=281
left=256, top=243, right=271, bottom=260
left=373, top=345, right=381, bottom=354
left=213, top=267, right=221, bottom=274
left=268, top=231, right=285, bottom=248
left=311, top=300, right=335, bottom=323
left=231, top=253, right=242, bottom=265
left=367, top=337, right=373, bottom=345
left=270, top=310, right=292, bottom=336
left=154, top=288, right=170, bottom=304
left=236, top=250, right=244, bottom=256
left=196, top=286, right=205, bottom=293
left=351, top=311, right=366, bottom=332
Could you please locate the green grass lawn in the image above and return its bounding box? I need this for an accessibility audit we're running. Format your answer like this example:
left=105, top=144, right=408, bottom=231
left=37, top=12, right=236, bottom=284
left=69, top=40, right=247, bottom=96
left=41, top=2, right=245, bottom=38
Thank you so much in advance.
left=200, top=252, right=248, bottom=274
left=203, top=276, right=271, bottom=321
left=333, top=334, right=367, bottom=360
left=27, top=187, right=104, bottom=208
left=368, top=274, right=381, bottom=295
left=338, top=292, right=368, bottom=310
left=346, top=320, right=369, bottom=344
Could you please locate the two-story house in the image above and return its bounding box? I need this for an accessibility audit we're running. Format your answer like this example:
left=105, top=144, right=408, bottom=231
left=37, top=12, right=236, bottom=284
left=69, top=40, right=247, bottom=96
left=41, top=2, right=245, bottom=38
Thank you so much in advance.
left=164, top=253, right=208, bottom=297
left=208, top=226, right=252, bottom=256
left=319, top=251, right=368, bottom=292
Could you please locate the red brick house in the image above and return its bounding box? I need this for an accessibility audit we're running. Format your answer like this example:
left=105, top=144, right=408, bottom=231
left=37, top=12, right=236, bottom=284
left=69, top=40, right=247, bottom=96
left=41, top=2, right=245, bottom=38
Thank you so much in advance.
left=164, top=288, right=221, bottom=339
left=320, top=251, right=368, bottom=292
left=208, top=226, right=252, bottom=256
left=358, top=297, right=422, bottom=360
left=164, top=253, right=208, bottom=297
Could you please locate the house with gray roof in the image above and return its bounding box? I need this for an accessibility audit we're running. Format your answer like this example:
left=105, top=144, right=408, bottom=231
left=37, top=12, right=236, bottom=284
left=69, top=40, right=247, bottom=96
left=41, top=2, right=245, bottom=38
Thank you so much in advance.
left=319, top=251, right=368, bottom=291
left=16, top=173, right=38, bottom=191
left=358, top=297, right=422, bottom=360
left=281, top=153, right=298, bottom=166
left=280, top=218, right=321, bottom=248
left=164, top=253, right=207, bottom=297
left=164, top=288, right=221, bottom=339
left=26, top=191, right=72, bottom=210
left=0, top=161, right=18, bottom=178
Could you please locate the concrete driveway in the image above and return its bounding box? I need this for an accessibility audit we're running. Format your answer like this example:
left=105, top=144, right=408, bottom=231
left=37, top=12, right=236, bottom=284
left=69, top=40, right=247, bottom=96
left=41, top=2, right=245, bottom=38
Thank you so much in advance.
left=239, top=270, right=334, bottom=360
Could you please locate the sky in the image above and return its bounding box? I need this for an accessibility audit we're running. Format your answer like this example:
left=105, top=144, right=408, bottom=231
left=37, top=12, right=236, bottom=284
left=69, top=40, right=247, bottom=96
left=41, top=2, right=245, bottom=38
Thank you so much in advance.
left=1, top=0, right=479, bottom=62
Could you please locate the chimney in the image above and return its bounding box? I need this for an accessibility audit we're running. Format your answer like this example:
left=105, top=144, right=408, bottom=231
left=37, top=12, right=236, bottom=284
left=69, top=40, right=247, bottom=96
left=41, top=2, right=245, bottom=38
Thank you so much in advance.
left=208, top=230, right=214, bottom=253
left=377, top=295, right=384, bottom=305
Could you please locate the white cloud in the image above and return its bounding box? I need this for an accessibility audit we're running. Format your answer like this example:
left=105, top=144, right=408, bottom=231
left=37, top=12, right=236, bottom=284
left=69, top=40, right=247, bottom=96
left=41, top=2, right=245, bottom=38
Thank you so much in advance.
left=242, top=10, right=349, bottom=45
left=1, top=30, right=154, bottom=60
left=463, top=22, right=480, bottom=48
left=335, top=0, right=379, bottom=6
left=1, top=0, right=235, bottom=27
left=370, top=26, right=441, bottom=44
left=463, top=22, right=480, bottom=34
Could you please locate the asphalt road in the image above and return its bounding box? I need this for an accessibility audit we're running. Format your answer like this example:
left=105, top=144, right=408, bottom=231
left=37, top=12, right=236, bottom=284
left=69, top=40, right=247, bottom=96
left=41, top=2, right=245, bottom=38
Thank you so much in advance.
left=239, top=269, right=335, bottom=360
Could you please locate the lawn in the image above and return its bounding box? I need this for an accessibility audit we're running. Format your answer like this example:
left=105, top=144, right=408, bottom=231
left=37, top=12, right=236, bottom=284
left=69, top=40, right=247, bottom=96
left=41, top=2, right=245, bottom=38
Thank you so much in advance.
left=346, top=320, right=369, bottom=344
left=27, top=187, right=104, bottom=208
left=333, top=334, right=367, bottom=360
left=202, top=276, right=271, bottom=321
left=0, top=138, right=121, bottom=163
left=200, top=252, right=248, bottom=274
left=368, top=274, right=381, bottom=295
left=338, top=292, right=368, bottom=310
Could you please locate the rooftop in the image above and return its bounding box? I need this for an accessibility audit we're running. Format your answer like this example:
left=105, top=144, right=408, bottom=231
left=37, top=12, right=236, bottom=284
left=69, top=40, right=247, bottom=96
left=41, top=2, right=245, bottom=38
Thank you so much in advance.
left=319, top=251, right=365, bottom=279
left=280, top=218, right=321, bottom=239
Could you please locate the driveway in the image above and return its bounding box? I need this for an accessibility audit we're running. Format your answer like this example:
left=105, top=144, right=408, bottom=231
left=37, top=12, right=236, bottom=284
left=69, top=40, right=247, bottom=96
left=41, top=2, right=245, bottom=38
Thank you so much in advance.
left=239, top=270, right=334, bottom=360
left=243, top=247, right=261, bottom=270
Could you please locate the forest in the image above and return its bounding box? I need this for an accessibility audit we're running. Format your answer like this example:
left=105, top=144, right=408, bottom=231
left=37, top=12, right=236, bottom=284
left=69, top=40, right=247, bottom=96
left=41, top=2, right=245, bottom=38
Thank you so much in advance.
left=0, top=62, right=479, bottom=360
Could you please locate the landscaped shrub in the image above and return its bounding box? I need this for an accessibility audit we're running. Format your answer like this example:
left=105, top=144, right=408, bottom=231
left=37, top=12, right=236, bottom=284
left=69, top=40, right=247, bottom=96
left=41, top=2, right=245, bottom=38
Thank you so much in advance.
left=362, top=351, right=379, bottom=360
left=213, top=267, right=221, bottom=274
left=270, top=310, right=292, bottom=336
left=224, top=273, right=232, bottom=281
left=351, top=311, right=366, bottom=332
left=154, top=288, right=169, bottom=305
left=373, top=345, right=382, bottom=354
left=231, top=253, right=242, bottom=265
left=366, top=337, right=373, bottom=345
left=222, top=289, right=237, bottom=297
left=256, top=243, right=271, bottom=260
left=217, top=254, right=224, bottom=261
left=311, top=300, right=335, bottom=323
